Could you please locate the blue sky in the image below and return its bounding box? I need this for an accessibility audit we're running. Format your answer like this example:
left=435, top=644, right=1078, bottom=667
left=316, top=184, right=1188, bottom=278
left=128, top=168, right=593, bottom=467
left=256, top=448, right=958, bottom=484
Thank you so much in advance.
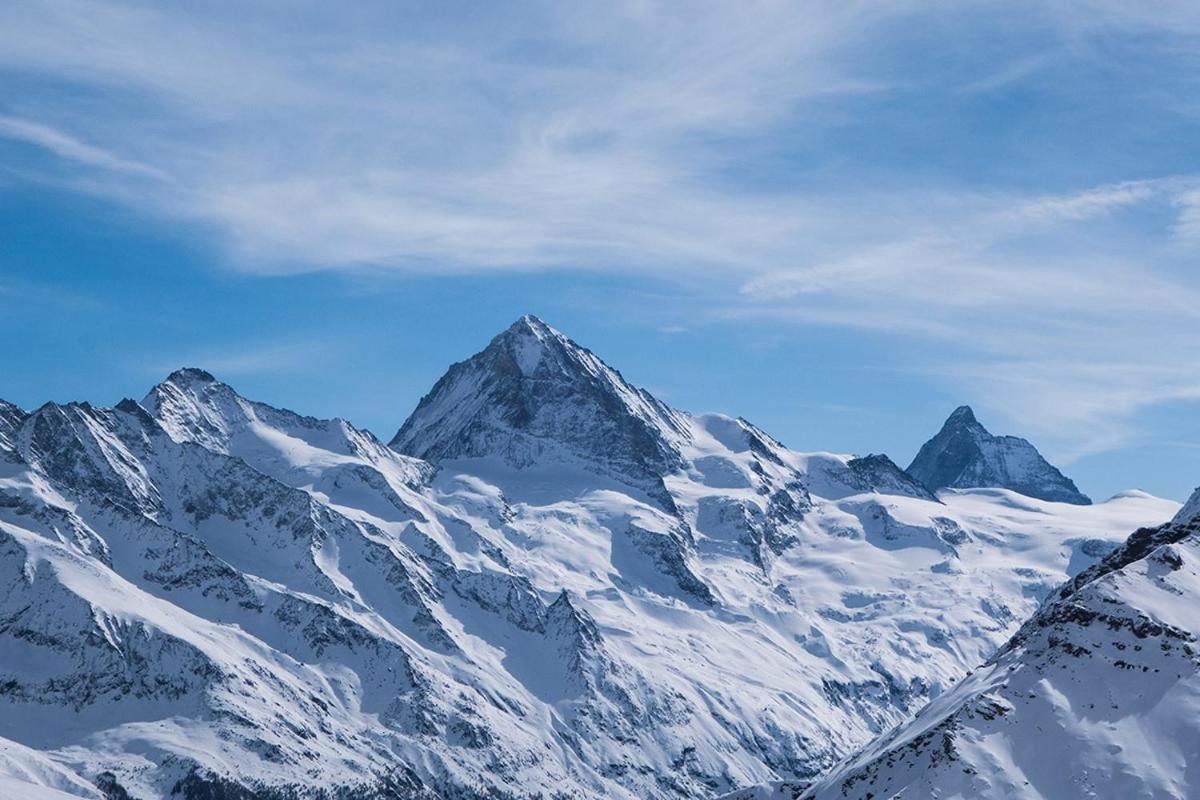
left=3, top=1, right=1200, bottom=500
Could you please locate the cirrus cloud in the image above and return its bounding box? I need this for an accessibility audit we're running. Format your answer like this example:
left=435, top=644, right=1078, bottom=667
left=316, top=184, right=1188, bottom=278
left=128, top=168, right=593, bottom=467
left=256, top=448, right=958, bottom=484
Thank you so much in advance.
left=1, top=0, right=1199, bottom=463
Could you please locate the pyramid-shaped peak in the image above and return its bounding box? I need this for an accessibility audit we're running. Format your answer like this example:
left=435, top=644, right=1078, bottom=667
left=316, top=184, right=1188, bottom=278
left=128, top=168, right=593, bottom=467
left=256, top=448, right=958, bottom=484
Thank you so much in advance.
left=391, top=317, right=690, bottom=508
left=488, top=315, right=581, bottom=376
left=908, top=406, right=1090, bottom=505
left=509, top=313, right=552, bottom=334
left=944, top=405, right=979, bottom=426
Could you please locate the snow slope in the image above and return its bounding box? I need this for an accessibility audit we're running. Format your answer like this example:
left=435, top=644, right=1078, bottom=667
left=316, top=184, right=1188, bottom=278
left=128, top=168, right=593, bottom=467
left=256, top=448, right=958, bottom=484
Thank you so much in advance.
left=908, top=406, right=1091, bottom=505
left=791, top=492, right=1200, bottom=800
left=0, top=316, right=1178, bottom=799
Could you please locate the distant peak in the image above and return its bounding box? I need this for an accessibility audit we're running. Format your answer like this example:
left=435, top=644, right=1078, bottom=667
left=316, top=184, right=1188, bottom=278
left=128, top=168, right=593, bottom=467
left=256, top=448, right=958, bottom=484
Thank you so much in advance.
left=114, top=398, right=144, bottom=414
left=908, top=404, right=1090, bottom=505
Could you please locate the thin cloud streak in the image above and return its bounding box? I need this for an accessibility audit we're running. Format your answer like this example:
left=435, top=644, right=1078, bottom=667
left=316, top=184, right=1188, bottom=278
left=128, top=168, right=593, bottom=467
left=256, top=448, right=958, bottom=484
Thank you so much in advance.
left=0, top=115, right=164, bottom=178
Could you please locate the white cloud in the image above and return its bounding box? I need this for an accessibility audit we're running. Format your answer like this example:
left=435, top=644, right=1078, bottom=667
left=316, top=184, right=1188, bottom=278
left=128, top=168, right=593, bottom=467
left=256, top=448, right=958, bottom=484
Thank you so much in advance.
left=0, top=115, right=163, bottom=178
left=1005, top=180, right=1169, bottom=224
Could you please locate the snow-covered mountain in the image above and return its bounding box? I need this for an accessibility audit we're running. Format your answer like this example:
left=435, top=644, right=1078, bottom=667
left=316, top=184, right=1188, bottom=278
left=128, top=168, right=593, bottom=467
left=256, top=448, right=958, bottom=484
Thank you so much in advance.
left=784, top=488, right=1200, bottom=800
left=391, top=314, right=693, bottom=511
left=0, top=317, right=1178, bottom=799
left=907, top=406, right=1091, bottom=505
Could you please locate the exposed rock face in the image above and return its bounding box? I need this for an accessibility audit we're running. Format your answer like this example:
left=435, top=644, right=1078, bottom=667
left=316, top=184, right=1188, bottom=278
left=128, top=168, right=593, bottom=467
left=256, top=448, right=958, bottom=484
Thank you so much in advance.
left=0, top=399, right=25, bottom=455
left=906, top=405, right=1091, bottom=504
left=846, top=454, right=937, bottom=502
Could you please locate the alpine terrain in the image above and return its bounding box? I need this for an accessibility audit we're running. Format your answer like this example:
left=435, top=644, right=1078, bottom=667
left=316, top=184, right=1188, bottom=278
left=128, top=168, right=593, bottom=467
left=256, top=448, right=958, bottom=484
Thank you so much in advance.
left=0, top=316, right=1180, bottom=799
left=736, top=492, right=1200, bottom=800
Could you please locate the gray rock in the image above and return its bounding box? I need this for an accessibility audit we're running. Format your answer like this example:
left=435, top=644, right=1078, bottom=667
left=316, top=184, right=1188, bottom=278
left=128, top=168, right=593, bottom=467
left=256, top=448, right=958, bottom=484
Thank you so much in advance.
left=906, top=406, right=1090, bottom=504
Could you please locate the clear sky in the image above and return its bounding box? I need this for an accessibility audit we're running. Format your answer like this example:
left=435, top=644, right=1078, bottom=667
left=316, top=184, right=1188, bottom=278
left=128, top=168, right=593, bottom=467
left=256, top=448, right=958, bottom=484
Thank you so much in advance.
left=3, top=2, right=1200, bottom=501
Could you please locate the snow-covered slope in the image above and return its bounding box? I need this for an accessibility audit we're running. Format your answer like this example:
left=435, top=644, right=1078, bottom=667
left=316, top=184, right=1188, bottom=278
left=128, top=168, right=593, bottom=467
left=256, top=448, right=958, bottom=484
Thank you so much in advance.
left=792, top=492, right=1200, bottom=800
left=0, top=317, right=1179, bottom=799
left=907, top=406, right=1091, bottom=505
left=0, top=735, right=104, bottom=800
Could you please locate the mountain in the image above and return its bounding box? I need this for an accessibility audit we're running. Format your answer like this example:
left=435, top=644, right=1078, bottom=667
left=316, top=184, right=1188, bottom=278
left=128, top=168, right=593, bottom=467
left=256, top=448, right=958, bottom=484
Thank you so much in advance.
left=145, top=366, right=433, bottom=502
left=0, top=318, right=1178, bottom=799
left=791, top=489, right=1200, bottom=800
left=907, top=405, right=1091, bottom=505
left=391, top=315, right=691, bottom=509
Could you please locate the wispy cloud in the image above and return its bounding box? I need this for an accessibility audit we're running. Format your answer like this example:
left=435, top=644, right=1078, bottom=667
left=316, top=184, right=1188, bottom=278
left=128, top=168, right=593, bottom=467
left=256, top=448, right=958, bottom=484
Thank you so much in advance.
left=0, top=115, right=163, bottom=178
left=1, top=1, right=1199, bottom=460
left=1174, top=190, right=1200, bottom=241
left=0, top=0, right=899, bottom=273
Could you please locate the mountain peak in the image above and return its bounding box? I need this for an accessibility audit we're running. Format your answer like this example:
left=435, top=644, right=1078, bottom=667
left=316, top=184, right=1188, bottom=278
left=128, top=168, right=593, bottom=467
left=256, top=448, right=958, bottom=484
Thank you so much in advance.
left=944, top=405, right=978, bottom=427
left=489, top=314, right=579, bottom=377
left=143, top=369, right=244, bottom=453
left=907, top=407, right=1090, bottom=504
left=390, top=317, right=690, bottom=505
left=510, top=313, right=550, bottom=333
left=162, top=367, right=219, bottom=387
